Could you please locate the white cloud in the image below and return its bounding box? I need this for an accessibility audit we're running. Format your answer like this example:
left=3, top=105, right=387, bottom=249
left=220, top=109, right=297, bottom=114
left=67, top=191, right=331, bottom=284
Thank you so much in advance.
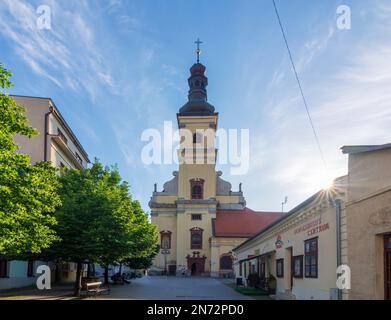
left=0, top=0, right=116, bottom=101
left=241, top=1, right=391, bottom=211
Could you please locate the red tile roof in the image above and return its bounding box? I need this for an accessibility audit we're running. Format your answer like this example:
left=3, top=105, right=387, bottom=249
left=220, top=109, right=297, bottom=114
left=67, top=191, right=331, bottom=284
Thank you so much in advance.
left=213, top=208, right=283, bottom=238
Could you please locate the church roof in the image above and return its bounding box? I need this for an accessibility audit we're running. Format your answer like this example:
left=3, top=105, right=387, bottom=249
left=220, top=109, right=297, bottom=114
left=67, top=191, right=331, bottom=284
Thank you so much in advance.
left=212, top=208, right=283, bottom=238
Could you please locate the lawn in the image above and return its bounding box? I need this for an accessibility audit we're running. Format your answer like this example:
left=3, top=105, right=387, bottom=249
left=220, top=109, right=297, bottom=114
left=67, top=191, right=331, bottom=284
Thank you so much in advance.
left=235, top=287, right=269, bottom=296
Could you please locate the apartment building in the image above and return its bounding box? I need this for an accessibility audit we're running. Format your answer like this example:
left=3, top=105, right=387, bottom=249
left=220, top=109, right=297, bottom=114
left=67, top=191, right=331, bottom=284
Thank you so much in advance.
left=0, top=95, right=90, bottom=290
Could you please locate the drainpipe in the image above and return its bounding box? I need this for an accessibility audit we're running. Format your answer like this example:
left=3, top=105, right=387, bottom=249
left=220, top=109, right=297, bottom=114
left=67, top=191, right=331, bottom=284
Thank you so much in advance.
left=335, top=199, right=342, bottom=300
left=44, top=107, right=53, bottom=161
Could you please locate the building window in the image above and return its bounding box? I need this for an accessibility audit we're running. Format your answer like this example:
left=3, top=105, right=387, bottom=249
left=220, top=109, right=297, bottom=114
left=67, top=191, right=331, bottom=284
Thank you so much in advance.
left=190, top=228, right=203, bottom=249
left=190, top=179, right=204, bottom=200
left=239, top=263, right=243, bottom=276
left=276, top=259, right=284, bottom=278
left=220, top=255, right=233, bottom=270
left=75, top=152, right=83, bottom=165
left=160, top=231, right=172, bottom=250
left=57, top=128, right=68, bottom=145
left=260, top=262, right=266, bottom=278
left=0, top=259, right=8, bottom=278
left=193, top=132, right=203, bottom=144
left=305, top=238, right=318, bottom=278
left=191, top=214, right=202, bottom=221
left=27, top=260, right=34, bottom=277
left=292, top=255, right=304, bottom=278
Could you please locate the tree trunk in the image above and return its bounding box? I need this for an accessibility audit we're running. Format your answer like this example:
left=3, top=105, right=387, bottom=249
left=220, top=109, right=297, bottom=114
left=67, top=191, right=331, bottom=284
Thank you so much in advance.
left=87, top=263, right=91, bottom=278
left=119, top=263, right=122, bottom=275
left=55, top=261, right=61, bottom=284
left=74, top=262, right=83, bottom=297
left=104, top=265, right=109, bottom=285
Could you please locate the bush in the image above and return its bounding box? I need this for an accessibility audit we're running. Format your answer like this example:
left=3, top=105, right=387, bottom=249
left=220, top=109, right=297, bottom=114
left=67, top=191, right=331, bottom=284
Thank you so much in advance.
left=247, top=273, right=261, bottom=288
left=268, top=274, right=277, bottom=294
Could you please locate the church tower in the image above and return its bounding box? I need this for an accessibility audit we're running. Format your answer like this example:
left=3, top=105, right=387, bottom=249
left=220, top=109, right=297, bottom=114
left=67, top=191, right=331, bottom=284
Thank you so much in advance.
left=150, top=41, right=282, bottom=277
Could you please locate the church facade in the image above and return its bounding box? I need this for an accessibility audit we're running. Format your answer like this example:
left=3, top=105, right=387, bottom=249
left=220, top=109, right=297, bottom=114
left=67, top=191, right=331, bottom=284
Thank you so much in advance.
left=150, top=59, right=282, bottom=277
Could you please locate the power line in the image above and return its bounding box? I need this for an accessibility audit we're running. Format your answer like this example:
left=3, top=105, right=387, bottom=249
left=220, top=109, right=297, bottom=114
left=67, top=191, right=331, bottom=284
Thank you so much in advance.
left=272, top=0, right=327, bottom=169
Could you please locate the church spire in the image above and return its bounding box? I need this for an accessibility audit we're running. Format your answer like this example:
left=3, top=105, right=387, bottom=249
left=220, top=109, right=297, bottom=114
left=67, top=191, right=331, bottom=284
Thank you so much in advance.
left=178, top=39, right=215, bottom=116
left=195, top=38, right=203, bottom=63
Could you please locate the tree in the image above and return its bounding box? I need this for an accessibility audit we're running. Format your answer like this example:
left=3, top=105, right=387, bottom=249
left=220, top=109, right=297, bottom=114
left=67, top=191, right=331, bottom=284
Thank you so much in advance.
left=126, top=253, right=158, bottom=271
left=122, top=201, right=159, bottom=265
left=48, top=160, right=158, bottom=296
left=0, top=63, right=61, bottom=257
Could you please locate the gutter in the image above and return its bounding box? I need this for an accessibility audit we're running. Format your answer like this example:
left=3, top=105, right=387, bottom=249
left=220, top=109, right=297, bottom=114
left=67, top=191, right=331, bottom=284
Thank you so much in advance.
left=335, top=199, right=342, bottom=300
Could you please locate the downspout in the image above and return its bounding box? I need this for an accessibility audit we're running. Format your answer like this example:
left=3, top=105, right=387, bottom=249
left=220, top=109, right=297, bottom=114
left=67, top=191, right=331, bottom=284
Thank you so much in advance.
left=335, top=199, right=342, bottom=300
left=44, top=107, right=53, bottom=161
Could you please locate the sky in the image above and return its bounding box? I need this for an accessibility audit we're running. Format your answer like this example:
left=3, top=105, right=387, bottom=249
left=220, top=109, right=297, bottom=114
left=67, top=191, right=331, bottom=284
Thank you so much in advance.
left=1, top=0, right=391, bottom=213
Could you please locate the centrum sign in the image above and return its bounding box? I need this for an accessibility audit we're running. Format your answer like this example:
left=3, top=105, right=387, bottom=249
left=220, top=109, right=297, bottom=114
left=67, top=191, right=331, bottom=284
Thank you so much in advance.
left=294, top=217, right=329, bottom=237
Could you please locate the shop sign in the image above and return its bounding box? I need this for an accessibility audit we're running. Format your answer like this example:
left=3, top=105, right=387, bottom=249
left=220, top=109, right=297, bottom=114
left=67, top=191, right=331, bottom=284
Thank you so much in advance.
left=294, top=217, right=330, bottom=237
left=275, top=235, right=283, bottom=249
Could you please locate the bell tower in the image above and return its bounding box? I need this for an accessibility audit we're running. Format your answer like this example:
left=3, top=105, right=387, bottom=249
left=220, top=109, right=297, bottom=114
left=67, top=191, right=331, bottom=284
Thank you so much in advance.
left=176, top=47, right=218, bottom=200
left=150, top=40, right=252, bottom=277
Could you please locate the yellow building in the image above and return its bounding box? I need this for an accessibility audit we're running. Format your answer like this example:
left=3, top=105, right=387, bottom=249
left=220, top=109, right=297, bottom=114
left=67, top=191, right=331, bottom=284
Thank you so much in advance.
left=233, top=176, right=347, bottom=300
left=342, top=144, right=391, bottom=300
left=150, top=61, right=282, bottom=277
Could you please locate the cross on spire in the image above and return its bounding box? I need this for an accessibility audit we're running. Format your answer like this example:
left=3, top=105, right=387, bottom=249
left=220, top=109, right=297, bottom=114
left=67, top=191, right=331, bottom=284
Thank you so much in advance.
left=195, top=37, right=203, bottom=63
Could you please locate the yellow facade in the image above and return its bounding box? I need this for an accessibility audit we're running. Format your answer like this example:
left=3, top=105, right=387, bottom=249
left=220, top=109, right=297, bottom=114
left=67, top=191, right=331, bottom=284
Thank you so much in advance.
left=233, top=177, right=347, bottom=300
left=150, top=62, right=256, bottom=277
left=342, top=145, right=391, bottom=300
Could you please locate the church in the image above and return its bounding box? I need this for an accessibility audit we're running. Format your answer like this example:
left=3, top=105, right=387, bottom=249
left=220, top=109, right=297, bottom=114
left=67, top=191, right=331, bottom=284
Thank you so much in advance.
left=150, top=45, right=283, bottom=277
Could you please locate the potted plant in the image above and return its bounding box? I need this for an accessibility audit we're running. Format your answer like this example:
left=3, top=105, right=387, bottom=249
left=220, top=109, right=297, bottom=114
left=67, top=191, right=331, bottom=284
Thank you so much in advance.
left=267, top=274, right=277, bottom=295
left=247, top=273, right=261, bottom=288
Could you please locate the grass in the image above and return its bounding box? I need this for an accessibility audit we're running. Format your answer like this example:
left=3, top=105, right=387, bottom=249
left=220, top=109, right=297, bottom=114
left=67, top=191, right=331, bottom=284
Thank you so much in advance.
left=222, top=281, right=272, bottom=300
left=0, top=296, right=27, bottom=300
left=235, top=287, right=269, bottom=296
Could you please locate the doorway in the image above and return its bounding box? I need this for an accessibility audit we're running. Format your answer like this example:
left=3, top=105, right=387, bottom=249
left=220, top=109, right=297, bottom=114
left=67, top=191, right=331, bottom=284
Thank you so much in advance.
left=190, top=261, right=204, bottom=275
left=385, top=234, right=391, bottom=300
left=191, top=263, right=198, bottom=275
left=168, top=265, right=177, bottom=276
left=187, top=255, right=206, bottom=276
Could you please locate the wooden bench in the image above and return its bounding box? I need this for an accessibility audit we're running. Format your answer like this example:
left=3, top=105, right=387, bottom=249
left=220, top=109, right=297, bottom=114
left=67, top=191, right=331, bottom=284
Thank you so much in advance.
left=82, top=282, right=110, bottom=297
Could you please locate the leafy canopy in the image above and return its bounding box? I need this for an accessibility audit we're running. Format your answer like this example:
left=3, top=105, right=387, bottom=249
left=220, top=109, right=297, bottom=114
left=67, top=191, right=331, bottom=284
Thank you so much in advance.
left=48, top=160, right=158, bottom=266
left=0, top=63, right=61, bottom=257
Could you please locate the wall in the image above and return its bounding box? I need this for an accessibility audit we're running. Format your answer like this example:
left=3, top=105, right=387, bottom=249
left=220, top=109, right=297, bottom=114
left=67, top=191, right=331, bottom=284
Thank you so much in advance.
left=345, top=148, right=391, bottom=300
left=346, top=189, right=391, bottom=299
left=0, top=261, right=49, bottom=290
left=210, top=237, right=245, bottom=277
left=12, top=96, right=49, bottom=164
left=234, top=195, right=343, bottom=300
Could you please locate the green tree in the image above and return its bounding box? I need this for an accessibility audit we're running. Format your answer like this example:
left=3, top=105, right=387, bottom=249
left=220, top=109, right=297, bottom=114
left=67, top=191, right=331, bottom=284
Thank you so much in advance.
left=126, top=252, right=158, bottom=271
left=49, top=160, right=158, bottom=296
left=0, top=63, right=61, bottom=257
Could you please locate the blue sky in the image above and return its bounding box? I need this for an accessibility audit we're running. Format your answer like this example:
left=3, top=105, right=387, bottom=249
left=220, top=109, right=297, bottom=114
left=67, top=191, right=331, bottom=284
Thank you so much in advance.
left=1, top=0, right=391, bottom=213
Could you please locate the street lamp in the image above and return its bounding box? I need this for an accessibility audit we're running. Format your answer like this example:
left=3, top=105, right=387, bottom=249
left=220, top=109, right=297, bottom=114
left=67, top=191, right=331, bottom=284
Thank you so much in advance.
left=161, top=249, right=170, bottom=275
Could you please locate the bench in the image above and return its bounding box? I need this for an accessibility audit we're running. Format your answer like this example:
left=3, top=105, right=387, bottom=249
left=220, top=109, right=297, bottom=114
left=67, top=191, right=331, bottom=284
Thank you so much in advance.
left=82, top=282, right=110, bottom=297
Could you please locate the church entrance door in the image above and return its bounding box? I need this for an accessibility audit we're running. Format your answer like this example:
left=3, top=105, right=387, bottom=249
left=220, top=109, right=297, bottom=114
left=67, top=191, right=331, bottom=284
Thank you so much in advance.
left=187, top=253, right=206, bottom=276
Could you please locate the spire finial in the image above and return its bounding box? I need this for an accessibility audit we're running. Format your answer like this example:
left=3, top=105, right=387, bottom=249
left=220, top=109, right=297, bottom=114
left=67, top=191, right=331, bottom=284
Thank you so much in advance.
left=195, top=37, right=203, bottom=63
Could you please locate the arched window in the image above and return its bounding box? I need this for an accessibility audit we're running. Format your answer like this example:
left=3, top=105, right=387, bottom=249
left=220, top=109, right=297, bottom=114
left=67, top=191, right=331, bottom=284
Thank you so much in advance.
left=220, top=255, right=233, bottom=270
left=190, top=228, right=203, bottom=249
left=190, top=179, right=204, bottom=200
left=193, top=132, right=202, bottom=144
left=160, top=231, right=171, bottom=250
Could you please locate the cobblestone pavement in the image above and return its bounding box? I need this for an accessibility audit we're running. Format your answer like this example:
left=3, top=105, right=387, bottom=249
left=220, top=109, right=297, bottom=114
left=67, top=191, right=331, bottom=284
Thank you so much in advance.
left=94, top=276, right=253, bottom=300
left=0, top=277, right=253, bottom=300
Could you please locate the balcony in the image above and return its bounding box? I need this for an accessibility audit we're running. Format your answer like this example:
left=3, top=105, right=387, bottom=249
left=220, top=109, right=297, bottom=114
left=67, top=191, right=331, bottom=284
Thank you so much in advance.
left=51, top=135, right=84, bottom=170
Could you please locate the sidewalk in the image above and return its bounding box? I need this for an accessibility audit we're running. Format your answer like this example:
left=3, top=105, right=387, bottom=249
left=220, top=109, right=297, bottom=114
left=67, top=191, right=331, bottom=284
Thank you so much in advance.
left=0, top=284, right=79, bottom=300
